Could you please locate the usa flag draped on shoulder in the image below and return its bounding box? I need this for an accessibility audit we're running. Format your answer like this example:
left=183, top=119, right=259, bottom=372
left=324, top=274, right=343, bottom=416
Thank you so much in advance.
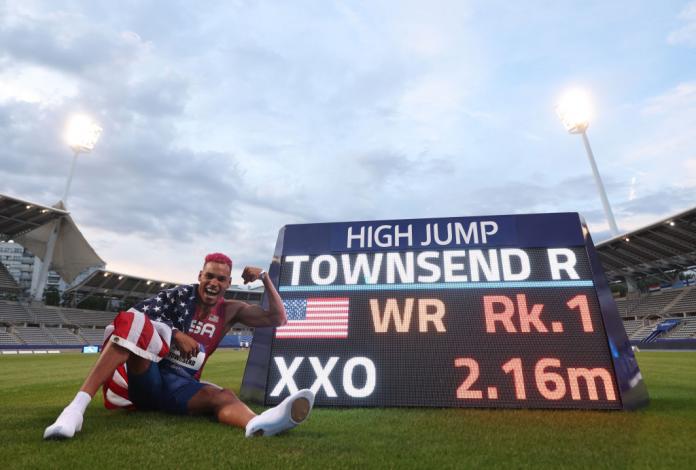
left=102, top=284, right=199, bottom=409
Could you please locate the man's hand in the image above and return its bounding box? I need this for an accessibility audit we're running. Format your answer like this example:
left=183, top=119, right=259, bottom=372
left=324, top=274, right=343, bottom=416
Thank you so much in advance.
left=241, top=266, right=264, bottom=284
left=172, top=330, right=199, bottom=359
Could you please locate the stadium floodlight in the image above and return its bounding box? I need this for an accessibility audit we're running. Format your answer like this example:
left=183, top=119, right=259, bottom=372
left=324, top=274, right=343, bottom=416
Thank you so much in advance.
left=62, top=114, right=103, bottom=205
left=33, top=114, right=103, bottom=302
left=64, top=114, right=103, bottom=154
left=556, top=88, right=592, bottom=134
left=556, top=88, right=619, bottom=236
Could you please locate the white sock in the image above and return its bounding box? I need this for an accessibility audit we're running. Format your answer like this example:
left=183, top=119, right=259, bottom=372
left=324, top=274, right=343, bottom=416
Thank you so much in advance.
left=245, top=389, right=314, bottom=437
left=44, top=392, right=90, bottom=439
left=246, top=406, right=280, bottom=430
left=68, top=391, right=92, bottom=415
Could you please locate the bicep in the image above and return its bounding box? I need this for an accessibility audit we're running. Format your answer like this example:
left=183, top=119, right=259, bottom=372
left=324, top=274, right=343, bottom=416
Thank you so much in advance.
left=234, top=304, right=275, bottom=327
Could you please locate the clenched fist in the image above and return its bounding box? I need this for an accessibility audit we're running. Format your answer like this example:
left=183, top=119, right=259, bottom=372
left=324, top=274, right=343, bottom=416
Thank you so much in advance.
left=241, top=266, right=265, bottom=284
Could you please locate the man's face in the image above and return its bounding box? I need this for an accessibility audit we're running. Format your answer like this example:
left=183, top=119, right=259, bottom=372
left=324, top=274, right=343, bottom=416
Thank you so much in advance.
left=197, top=261, right=232, bottom=306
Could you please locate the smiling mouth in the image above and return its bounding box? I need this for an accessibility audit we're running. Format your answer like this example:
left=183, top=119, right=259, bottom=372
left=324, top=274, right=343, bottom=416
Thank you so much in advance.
left=204, top=286, right=219, bottom=296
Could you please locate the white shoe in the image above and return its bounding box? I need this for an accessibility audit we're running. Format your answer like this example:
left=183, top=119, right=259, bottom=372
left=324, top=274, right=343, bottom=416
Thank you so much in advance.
left=245, top=389, right=315, bottom=437
left=43, top=407, right=84, bottom=440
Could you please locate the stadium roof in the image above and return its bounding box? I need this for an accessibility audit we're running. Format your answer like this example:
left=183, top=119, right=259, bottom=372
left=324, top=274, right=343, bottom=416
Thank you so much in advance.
left=16, top=200, right=105, bottom=283
left=64, top=268, right=264, bottom=305
left=0, top=194, right=105, bottom=284
left=0, top=193, right=68, bottom=241
left=596, top=205, right=696, bottom=282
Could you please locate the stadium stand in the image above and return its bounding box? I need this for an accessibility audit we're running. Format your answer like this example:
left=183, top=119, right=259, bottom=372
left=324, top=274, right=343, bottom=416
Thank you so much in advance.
left=664, top=318, right=696, bottom=339
left=622, top=319, right=644, bottom=338
left=669, top=287, right=696, bottom=315
left=29, top=305, right=66, bottom=325
left=59, top=308, right=114, bottom=327
left=615, top=294, right=642, bottom=317
left=79, top=328, right=106, bottom=345
left=14, top=326, right=55, bottom=345
left=0, top=328, right=23, bottom=345
left=45, top=327, right=84, bottom=345
left=614, top=298, right=627, bottom=316
left=629, top=323, right=656, bottom=341
left=630, top=289, right=684, bottom=318
left=0, top=299, right=109, bottom=347
left=619, top=284, right=696, bottom=342
left=0, top=300, right=34, bottom=324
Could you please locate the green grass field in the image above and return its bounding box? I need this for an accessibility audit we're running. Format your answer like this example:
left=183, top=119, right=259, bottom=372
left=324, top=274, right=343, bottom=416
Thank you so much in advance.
left=1, top=350, right=694, bottom=469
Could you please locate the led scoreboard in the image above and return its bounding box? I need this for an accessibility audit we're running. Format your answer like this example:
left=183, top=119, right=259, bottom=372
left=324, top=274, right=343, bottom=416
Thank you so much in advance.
left=241, top=213, right=649, bottom=410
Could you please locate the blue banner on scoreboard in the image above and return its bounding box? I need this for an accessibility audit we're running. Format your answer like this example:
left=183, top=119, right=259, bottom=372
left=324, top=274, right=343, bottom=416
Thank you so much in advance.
left=280, top=213, right=586, bottom=255
left=241, top=213, right=649, bottom=410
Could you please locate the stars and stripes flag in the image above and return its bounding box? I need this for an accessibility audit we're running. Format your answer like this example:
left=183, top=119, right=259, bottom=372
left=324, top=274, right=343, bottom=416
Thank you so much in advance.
left=102, top=309, right=172, bottom=410
left=276, top=297, right=350, bottom=339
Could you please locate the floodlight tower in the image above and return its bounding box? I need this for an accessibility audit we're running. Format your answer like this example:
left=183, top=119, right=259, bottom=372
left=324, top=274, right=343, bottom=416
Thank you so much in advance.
left=556, top=88, right=619, bottom=236
left=32, top=115, right=102, bottom=302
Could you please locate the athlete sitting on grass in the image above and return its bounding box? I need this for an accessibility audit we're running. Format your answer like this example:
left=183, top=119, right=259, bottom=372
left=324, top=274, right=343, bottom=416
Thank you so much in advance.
left=44, top=253, right=314, bottom=439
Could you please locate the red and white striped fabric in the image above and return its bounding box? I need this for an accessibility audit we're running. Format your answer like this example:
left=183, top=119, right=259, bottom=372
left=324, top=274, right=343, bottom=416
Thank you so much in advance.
left=102, top=308, right=172, bottom=409
left=103, top=363, right=133, bottom=409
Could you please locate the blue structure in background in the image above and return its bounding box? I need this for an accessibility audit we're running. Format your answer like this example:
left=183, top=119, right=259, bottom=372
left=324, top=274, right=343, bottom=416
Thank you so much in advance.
left=642, top=319, right=681, bottom=343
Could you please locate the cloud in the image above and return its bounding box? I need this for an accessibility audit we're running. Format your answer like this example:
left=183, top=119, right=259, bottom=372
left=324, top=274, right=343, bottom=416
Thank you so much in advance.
left=668, top=1, right=696, bottom=47
left=617, top=185, right=696, bottom=218
left=0, top=6, right=150, bottom=74
left=641, top=82, right=696, bottom=115
left=614, top=82, right=696, bottom=191
left=0, top=100, right=242, bottom=238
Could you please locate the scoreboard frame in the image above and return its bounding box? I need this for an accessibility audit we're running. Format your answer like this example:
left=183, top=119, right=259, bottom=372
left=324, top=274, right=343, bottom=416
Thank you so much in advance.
left=241, top=213, right=649, bottom=410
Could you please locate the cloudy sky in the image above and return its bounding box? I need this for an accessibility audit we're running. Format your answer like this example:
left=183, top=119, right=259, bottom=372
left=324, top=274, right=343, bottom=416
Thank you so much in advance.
left=1, top=0, right=695, bottom=284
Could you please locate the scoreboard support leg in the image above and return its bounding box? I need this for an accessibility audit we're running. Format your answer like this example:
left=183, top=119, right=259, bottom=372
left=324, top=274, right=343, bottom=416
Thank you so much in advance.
left=240, top=228, right=286, bottom=404
left=583, top=226, right=649, bottom=410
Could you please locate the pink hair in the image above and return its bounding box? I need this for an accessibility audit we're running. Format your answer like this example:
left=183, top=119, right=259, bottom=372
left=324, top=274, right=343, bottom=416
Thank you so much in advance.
left=204, top=252, right=232, bottom=269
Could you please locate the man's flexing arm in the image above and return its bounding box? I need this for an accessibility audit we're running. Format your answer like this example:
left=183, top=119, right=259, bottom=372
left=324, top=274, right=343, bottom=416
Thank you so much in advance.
left=226, top=266, right=287, bottom=328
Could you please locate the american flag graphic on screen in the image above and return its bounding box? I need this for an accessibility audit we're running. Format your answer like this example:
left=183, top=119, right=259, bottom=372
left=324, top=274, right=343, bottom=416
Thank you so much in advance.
left=276, top=298, right=349, bottom=339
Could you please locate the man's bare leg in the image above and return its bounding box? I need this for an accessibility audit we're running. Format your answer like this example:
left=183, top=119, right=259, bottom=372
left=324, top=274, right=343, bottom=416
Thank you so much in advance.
left=78, top=341, right=150, bottom=395
left=188, top=386, right=315, bottom=437
left=44, top=341, right=149, bottom=439
left=188, top=386, right=256, bottom=428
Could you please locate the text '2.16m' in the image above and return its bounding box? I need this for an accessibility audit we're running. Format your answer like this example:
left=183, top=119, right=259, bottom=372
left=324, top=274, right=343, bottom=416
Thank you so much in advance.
left=455, top=357, right=617, bottom=402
